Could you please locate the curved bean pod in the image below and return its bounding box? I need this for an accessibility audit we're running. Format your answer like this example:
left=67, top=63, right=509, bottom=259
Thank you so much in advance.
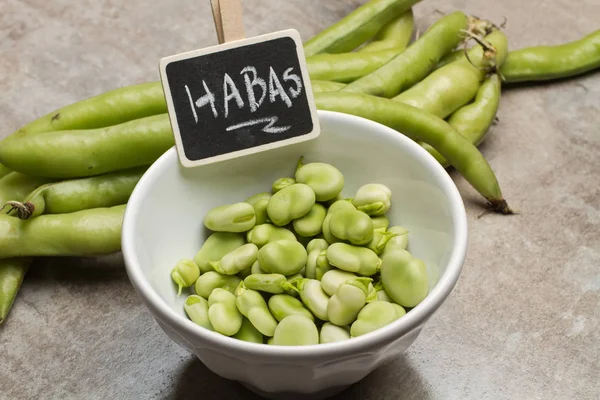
left=358, top=9, right=414, bottom=53
left=0, top=257, right=33, bottom=325
left=310, top=80, right=347, bottom=93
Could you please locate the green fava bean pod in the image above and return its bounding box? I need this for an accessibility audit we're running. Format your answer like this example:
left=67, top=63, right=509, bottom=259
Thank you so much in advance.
left=350, top=300, right=402, bottom=337
left=233, top=317, right=264, bottom=344
left=210, top=244, right=258, bottom=275
left=321, top=269, right=358, bottom=297
left=208, top=288, right=243, bottom=336
left=272, top=315, right=319, bottom=346
left=292, top=203, right=327, bottom=237
left=295, top=158, right=344, bottom=202
left=170, top=259, right=200, bottom=296
left=320, top=322, right=351, bottom=344
left=194, top=271, right=242, bottom=299
left=193, top=232, right=246, bottom=273
left=315, top=251, right=333, bottom=281
left=272, top=177, right=296, bottom=193
left=367, top=229, right=399, bottom=255
left=235, top=283, right=279, bottom=337
left=306, top=238, right=329, bottom=254
left=352, top=183, right=392, bottom=216
left=184, top=295, right=214, bottom=331
left=267, top=294, right=314, bottom=322
left=0, top=257, right=33, bottom=324
left=327, top=278, right=371, bottom=326
left=246, top=224, right=296, bottom=248
left=380, top=248, right=429, bottom=307
left=245, top=192, right=272, bottom=226
left=329, top=208, right=374, bottom=246
left=244, top=273, right=287, bottom=294
left=358, top=9, right=414, bottom=53
left=283, top=278, right=330, bottom=321
left=326, top=243, right=382, bottom=276
left=266, top=183, right=315, bottom=226
left=371, top=216, right=390, bottom=230
left=311, top=80, right=347, bottom=93
left=258, top=240, right=307, bottom=276
left=204, top=202, right=256, bottom=233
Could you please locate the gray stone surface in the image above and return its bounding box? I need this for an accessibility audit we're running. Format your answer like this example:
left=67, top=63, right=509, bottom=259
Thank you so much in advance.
left=1, top=0, right=599, bottom=399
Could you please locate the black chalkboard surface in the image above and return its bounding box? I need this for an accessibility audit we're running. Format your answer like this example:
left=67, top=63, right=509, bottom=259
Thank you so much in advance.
left=159, top=29, right=320, bottom=167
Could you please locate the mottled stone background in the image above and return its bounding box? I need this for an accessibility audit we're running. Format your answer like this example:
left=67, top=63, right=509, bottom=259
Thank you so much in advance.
left=1, top=0, right=599, bottom=399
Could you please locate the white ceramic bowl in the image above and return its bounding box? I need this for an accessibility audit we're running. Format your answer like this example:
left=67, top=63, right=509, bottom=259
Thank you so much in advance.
left=122, top=110, right=468, bottom=399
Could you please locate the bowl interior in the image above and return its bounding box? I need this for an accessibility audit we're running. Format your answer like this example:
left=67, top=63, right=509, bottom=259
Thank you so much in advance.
left=124, top=110, right=465, bottom=349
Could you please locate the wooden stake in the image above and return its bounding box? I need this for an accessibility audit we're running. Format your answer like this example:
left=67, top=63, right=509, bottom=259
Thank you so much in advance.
left=210, top=0, right=245, bottom=44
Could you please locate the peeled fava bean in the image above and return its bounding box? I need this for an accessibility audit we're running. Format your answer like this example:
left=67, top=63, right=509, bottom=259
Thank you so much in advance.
left=268, top=294, right=315, bottom=322
left=210, top=243, right=258, bottom=275
left=272, top=315, right=319, bottom=346
left=384, top=225, right=409, bottom=252
left=326, top=243, right=382, bottom=276
left=315, top=250, right=333, bottom=281
left=244, top=273, right=287, bottom=294
left=329, top=208, right=373, bottom=245
left=306, top=238, right=329, bottom=254
left=319, top=322, right=351, bottom=344
left=371, top=216, right=390, bottom=231
left=320, top=269, right=358, bottom=297
left=245, top=192, right=272, bottom=225
left=170, top=259, right=200, bottom=296
left=193, top=232, right=246, bottom=273
left=380, top=248, right=429, bottom=308
left=267, top=183, right=316, bottom=226
left=204, top=202, right=256, bottom=232
left=246, top=224, right=296, bottom=248
left=272, top=177, right=296, bottom=193
left=292, top=203, right=327, bottom=237
left=184, top=295, right=214, bottom=331
left=194, top=271, right=242, bottom=299
left=208, top=288, right=243, bottom=336
left=350, top=300, right=404, bottom=337
left=233, top=317, right=264, bottom=344
left=235, top=283, right=279, bottom=337
left=352, top=183, right=392, bottom=216
left=284, top=278, right=330, bottom=321
left=367, top=229, right=399, bottom=255
left=327, top=277, right=371, bottom=326
left=294, top=158, right=344, bottom=202
left=258, top=240, right=307, bottom=276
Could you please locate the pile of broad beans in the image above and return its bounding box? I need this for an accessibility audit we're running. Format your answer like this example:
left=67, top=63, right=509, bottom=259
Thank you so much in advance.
left=172, top=158, right=427, bottom=345
left=0, top=0, right=598, bottom=326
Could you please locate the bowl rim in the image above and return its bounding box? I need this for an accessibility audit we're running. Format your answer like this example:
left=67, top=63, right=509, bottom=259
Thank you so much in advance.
left=122, top=109, right=468, bottom=360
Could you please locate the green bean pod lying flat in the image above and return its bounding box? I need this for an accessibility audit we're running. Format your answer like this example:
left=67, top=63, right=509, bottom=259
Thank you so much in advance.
left=0, top=205, right=125, bottom=257
left=0, top=257, right=33, bottom=324
left=311, top=80, right=347, bottom=93
left=4, top=82, right=167, bottom=143
left=307, top=47, right=404, bottom=83
left=0, top=164, right=12, bottom=180
left=341, top=11, right=469, bottom=98
left=0, top=114, right=174, bottom=179
left=0, top=172, right=54, bottom=205
left=500, top=29, right=600, bottom=83
left=303, top=0, right=421, bottom=57
left=425, top=74, right=502, bottom=167
left=314, top=92, right=513, bottom=213
left=393, top=29, right=508, bottom=119
left=434, top=49, right=464, bottom=70
left=3, top=167, right=146, bottom=220
left=358, top=9, right=414, bottom=53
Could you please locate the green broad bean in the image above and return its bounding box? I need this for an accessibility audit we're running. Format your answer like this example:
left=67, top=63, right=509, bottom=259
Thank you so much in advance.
left=352, top=183, right=392, bottom=216
left=184, top=295, right=214, bottom=331
left=371, top=216, right=390, bottom=230
left=244, top=273, right=287, bottom=294
left=292, top=203, right=327, bottom=237
left=237, top=267, right=252, bottom=280
left=246, top=224, right=296, bottom=248
left=392, top=303, right=407, bottom=318
left=306, top=238, right=329, bottom=254
left=268, top=294, right=314, bottom=322
left=204, top=203, right=256, bottom=233
left=235, top=283, right=279, bottom=337
left=373, top=281, right=393, bottom=302
left=208, top=288, right=243, bottom=336
left=245, top=192, right=272, bottom=225
left=250, top=260, right=265, bottom=275
left=320, top=322, right=351, bottom=344
left=380, top=248, right=429, bottom=307
left=358, top=9, right=414, bottom=53
left=366, top=229, right=399, bottom=255
left=303, top=0, right=419, bottom=57
left=233, top=317, right=264, bottom=344
left=283, top=278, right=330, bottom=321
left=329, top=208, right=373, bottom=245
left=209, top=243, right=258, bottom=275
left=320, top=269, right=358, bottom=297
left=258, top=240, right=307, bottom=276
left=384, top=225, right=409, bottom=252
left=266, top=183, right=315, bottom=226
left=272, top=315, right=319, bottom=346
left=326, top=243, right=382, bottom=276
left=193, top=232, right=246, bottom=273
left=194, top=271, right=242, bottom=299
left=315, top=251, right=333, bottom=281
left=295, top=158, right=344, bottom=202
left=327, top=277, right=371, bottom=326
left=350, top=300, right=402, bottom=337
left=326, top=199, right=355, bottom=215
left=267, top=337, right=274, bottom=345
left=170, top=259, right=200, bottom=296
left=321, top=213, right=340, bottom=245
left=366, top=282, right=378, bottom=303
left=272, top=177, right=296, bottom=193
left=305, top=249, right=320, bottom=279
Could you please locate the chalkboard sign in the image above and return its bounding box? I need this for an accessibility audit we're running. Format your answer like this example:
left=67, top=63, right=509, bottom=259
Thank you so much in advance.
left=159, top=29, right=320, bottom=167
